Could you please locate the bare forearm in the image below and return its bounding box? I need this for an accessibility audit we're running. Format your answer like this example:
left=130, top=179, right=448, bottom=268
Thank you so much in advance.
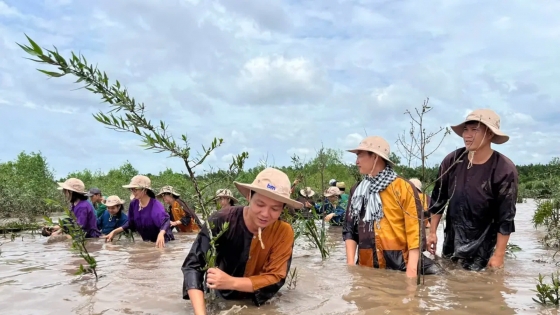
left=494, top=233, right=510, bottom=257
left=187, top=289, right=206, bottom=315
left=407, top=248, right=419, bottom=273
left=345, top=239, right=357, bottom=265
left=230, top=277, right=255, bottom=292
left=429, top=214, right=442, bottom=235
left=112, top=227, right=124, bottom=234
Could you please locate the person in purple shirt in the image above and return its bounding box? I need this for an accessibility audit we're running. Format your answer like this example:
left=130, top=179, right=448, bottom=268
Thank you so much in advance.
left=104, top=175, right=174, bottom=248
left=54, top=177, right=101, bottom=238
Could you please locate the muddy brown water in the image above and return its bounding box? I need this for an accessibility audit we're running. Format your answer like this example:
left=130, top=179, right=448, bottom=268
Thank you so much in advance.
left=0, top=199, right=558, bottom=314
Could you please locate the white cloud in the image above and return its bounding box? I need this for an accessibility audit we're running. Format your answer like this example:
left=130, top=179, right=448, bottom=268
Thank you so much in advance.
left=1, top=0, right=560, bottom=180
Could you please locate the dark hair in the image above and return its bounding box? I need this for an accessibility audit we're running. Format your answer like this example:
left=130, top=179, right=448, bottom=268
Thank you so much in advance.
left=69, top=191, right=88, bottom=203
left=146, top=189, right=156, bottom=199
left=339, top=187, right=345, bottom=192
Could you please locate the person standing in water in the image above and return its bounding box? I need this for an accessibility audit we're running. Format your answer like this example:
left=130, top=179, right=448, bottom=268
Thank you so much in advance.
left=104, top=175, right=174, bottom=248
left=56, top=178, right=101, bottom=238
left=157, top=186, right=202, bottom=233
left=182, top=168, right=303, bottom=312
left=97, top=195, right=128, bottom=235
left=86, top=188, right=107, bottom=218
left=427, top=109, right=518, bottom=271
left=343, top=136, right=441, bottom=276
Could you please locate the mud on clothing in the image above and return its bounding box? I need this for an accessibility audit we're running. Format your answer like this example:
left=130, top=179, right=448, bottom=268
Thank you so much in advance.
left=343, top=177, right=440, bottom=274
left=121, top=198, right=174, bottom=242
left=72, top=200, right=101, bottom=238
left=169, top=199, right=202, bottom=233
left=430, top=148, right=518, bottom=270
left=182, top=206, right=294, bottom=306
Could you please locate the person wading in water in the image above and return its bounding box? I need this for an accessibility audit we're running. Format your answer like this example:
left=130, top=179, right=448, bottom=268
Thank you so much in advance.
left=427, top=109, right=518, bottom=271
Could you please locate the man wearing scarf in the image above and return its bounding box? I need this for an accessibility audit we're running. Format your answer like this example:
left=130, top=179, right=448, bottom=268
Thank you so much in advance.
left=343, top=136, right=441, bottom=276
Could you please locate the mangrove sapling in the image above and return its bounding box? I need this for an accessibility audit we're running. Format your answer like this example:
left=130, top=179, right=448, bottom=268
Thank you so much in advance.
left=533, top=272, right=560, bottom=306
left=18, top=35, right=248, bottom=306
left=286, top=266, right=299, bottom=290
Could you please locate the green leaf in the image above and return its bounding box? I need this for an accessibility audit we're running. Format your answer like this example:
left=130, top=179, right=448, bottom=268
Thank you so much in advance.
left=37, top=69, right=64, bottom=77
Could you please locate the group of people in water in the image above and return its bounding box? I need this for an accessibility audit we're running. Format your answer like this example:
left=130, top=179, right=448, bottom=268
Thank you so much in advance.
left=43, top=108, right=518, bottom=314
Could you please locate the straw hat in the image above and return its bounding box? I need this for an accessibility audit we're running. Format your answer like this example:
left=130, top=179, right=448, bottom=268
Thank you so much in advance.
left=105, top=195, right=125, bottom=207
left=347, top=136, right=395, bottom=164
left=324, top=186, right=341, bottom=197
left=299, top=187, right=315, bottom=198
left=57, top=178, right=87, bottom=194
left=122, top=175, right=152, bottom=190
left=409, top=178, right=422, bottom=191
left=336, top=182, right=346, bottom=189
left=450, top=109, right=509, bottom=144
left=234, top=168, right=303, bottom=209
left=156, top=185, right=180, bottom=197
left=215, top=189, right=238, bottom=203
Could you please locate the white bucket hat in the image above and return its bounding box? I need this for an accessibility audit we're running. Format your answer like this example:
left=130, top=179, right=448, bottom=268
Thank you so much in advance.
left=450, top=109, right=509, bottom=144
left=299, top=187, right=315, bottom=198
left=234, top=168, right=303, bottom=209
left=122, top=175, right=153, bottom=191
left=409, top=178, right=422, bottom=191
left=57, top=178, right=87, bottom=194
left=324, top=186, right=341, bottom=197
left=347, top=136, right=395, bottom=164
left=215, top=189, right=238, bottom=203
left=105, top=195, right=125, bottom=207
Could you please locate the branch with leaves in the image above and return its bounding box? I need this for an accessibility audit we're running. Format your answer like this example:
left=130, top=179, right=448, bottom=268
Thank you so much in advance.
left=18, top=35, right=248, bottom=304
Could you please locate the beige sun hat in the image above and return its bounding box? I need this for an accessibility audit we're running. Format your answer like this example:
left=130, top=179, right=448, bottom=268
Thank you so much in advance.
left=299, top=187, right=315, bottom=198
left=234, top=168, right=303, bottom=209
left=57, top=178, right=87, bottom=194
left=409, top=178, right=422, bottom=191
left=122, top=175, right=152, bottom=190
left=324, top=186, right=341, bottom=197
left=156, top=185, right=180, bottom=197
left=347, top=136, right=395, bottom=164
left=215, top=189, right=238, bottom=203
left=450, top=109, right=509, bottom=144
left=105, top=195, right=125, bottom=207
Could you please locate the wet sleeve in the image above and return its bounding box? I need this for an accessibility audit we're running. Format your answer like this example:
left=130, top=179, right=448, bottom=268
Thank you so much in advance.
left=403, top=181, right=421, bottom=250
left=157, top=205, right=171, bottom=231
left=250, top=226, right=294, bottom=306
left=342, top=184, right=359, bottom=242
left=181, top=214, right=222, bottom=299
left=73, top=205, right=90, bottom=230
left=121, top=203, right=134, bottom=231
left=430, top=157, right=451, bottom=215
left=334, top=205, right=345, bottom=217
left=494, top=165, right=518, bottom=235
left=176, top=203, right=192, bottom=226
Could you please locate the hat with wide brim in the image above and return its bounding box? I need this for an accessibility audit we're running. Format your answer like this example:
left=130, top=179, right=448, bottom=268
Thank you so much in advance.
left=347, top=136, right=395, bottom=165
left=214, top=189, right=238, bottom=203
left=57, top=178, right=87, bottom=194
left=122, top=175, right=153, bottom=191
left=450, top=109, right=509, bottom=144
left=105, top=195, right=125, bottom=207
left=234, top=167, right=303, bottom=209
left=409, top=178, right=422, bottom=191
left=156, top=185, right=180, bottom=197
left=324, top=186, right=341, bottom=197
left=299, top=187, right=315, bottom=198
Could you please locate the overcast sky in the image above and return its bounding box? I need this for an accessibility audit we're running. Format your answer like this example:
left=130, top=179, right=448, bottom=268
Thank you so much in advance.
left=1, top=0, right=559, bottom=179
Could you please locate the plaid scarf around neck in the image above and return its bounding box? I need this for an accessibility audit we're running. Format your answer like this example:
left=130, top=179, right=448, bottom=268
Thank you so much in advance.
left=350, top=166, right=397, bottom=230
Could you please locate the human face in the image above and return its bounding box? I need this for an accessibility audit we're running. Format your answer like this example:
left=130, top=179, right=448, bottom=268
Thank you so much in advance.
left=219, top=197, right=231, bottom=209
left=129, top=188, right=145, bottom=200
left=247, top=193, right=284, bottom=229
left=107, top=205, right=120, bottom=215
left=162, top=194, right=175, bottom=205
left=462, top=122, right=493, bottom=151
left=356, top=151, right=377, bottom=175
left=91, top=193, right=102, bottom=203
left=327, top=195, right=338, bottom=204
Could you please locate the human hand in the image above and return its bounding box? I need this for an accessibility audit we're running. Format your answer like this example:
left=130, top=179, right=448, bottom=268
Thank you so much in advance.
left=206, top=267, right=233, bottom=290
left=426, top=233, right=437, bottom=255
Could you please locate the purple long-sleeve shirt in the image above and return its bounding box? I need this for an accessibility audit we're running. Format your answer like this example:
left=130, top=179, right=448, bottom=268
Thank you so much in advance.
left=72, top=200, right=101, bottom=238
left=121, top=198, right=175, bottom=242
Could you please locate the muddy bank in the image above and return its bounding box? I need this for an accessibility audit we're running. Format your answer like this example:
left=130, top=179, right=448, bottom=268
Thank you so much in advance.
left=0, top=199, right=557, bottom=314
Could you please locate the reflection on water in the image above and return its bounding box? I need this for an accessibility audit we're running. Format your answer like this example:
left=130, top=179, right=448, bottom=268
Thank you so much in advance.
left=0, top=200, right=557, bottom=314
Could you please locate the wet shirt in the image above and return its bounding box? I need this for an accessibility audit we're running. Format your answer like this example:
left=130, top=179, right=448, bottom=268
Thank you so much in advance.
left=169, top=199, right=201, bottom=233
left=182, top=206, right=294, bottom=306
left=321, top=202, right=345, bottom=226
left=430, top=148, right=518, bottom=268
left=121, top=198, right=174, bottom=242
left=97, top=210, right=128, bottom=235
left=73, top=200, right=101, bottom=238
left=343, top=177, right=422, bottom=271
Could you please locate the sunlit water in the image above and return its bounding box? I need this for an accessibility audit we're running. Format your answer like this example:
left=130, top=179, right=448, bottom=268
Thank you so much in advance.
left=0, top=199, right=558, bottom=314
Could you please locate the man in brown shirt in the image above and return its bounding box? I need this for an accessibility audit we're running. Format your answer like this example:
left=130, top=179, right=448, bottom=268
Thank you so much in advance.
left=182, top=168, right=303, bottom=314
left=427, top=109, right=518, bottom=271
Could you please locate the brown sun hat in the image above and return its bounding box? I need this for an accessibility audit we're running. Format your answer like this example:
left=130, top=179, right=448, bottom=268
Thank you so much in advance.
left=234, top=167, right=303, bottom=209
left=105, top=195, right=125, bottom=207
left=450, top=109, right=509, bottom=144
left=347, top=136, right=395, bottom=165
left=122, top=175, right=153, bottom=191
left=156, top=185, right=180, bottom=197
left=57, top=178, right=87, bottom=194
left=299, top=187, right=315, bottom=198
left=215, top=189, right=238, bottom=203
left=324, top=186, right=341, bottom=197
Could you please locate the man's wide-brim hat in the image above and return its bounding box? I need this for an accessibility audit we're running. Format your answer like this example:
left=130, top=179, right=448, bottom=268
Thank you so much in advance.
left=234, top=167, right=303, bottom=209
left=347, top=136, right=395, bottom=165
left=450, top=109, right=509, bottom=144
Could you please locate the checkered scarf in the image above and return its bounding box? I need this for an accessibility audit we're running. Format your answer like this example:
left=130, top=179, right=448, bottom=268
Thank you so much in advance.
left=350, top=166, right=397, bottom=230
